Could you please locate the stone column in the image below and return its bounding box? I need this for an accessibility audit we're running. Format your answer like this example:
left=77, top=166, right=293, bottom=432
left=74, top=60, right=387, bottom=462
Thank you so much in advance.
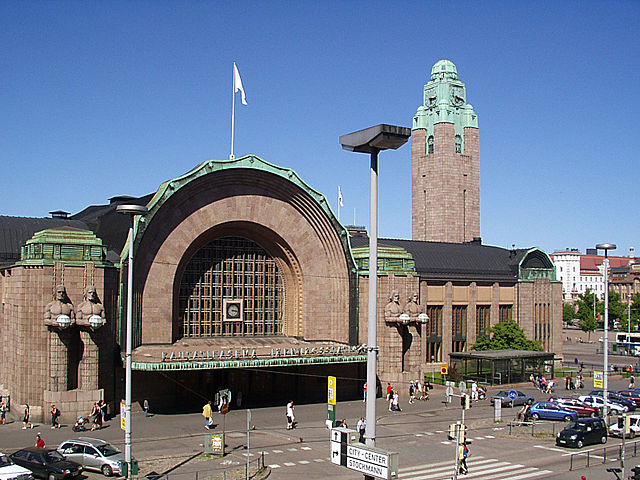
left=48, top=329, right=68, bottom=391
left=79, top=329, right=99, bottom=391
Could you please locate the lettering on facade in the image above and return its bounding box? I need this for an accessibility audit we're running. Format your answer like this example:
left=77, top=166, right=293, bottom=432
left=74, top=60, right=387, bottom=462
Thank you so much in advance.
left=161, top=344, right=367, bottom=362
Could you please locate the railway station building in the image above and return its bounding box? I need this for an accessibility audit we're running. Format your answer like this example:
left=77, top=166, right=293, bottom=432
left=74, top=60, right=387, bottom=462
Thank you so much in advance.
left=0, top=60, right=562, bottom=421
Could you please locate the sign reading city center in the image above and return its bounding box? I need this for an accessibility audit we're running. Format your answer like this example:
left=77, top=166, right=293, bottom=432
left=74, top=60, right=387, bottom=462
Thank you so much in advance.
left=346, top=445, right=396, bottom=479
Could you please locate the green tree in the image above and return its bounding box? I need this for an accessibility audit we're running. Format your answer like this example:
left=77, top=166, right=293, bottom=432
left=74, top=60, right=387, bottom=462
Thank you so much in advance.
left=471, top=319, right=543, bottom=351
left=580, top=315, right=599, bottom=341
left=563, top=303, right=577, bottom=325
left=618, top=292, right=640, bottom=331
left=575, top=289, right=598, bottom=325
left=605, top=290, right=629, bottom=324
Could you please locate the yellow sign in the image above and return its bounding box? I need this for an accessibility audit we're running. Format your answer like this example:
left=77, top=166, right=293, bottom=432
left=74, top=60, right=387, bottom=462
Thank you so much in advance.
left=328, top=376, right=336, bottom=405
left=594, top=370, right=604, bottom=389
left=120, top=402, right=126, bottom=431
left=440, top=364, right=448, bottom=375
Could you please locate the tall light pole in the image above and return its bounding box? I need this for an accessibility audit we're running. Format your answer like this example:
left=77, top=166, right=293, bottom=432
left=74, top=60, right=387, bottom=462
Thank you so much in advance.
left=117, top=204, right=149, bottom=480
left=596, top=243, right=616, bottom=422
left=340, top=125, right=410, bottom=465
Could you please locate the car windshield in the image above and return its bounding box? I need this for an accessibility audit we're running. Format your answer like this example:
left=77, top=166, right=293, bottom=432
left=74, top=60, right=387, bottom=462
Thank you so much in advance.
left=0, top=454, right=12, bottom=467
left=567, top=422, right=586, bottom=430
left=96, top=444, right=120, bottom=457
left=44, top=451, right=65, bottom=463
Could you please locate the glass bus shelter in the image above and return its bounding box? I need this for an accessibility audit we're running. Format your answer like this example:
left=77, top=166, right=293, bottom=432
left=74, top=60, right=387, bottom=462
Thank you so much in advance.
left=449, top=349, right=555, bottom=386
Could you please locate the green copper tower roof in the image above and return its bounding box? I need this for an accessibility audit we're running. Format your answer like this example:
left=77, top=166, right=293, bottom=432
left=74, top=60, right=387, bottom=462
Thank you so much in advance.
left=413, top=59, right=478, bottom=152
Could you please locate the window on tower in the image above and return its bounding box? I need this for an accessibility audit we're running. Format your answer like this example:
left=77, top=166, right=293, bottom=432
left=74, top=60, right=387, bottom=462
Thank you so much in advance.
left=427, top=136, right=434, bottom=154
left=455, top=135, right=462, bottom=153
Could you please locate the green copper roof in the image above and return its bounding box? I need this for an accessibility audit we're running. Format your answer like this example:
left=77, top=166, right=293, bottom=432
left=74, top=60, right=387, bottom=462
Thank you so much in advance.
left=352, top=245, right=416, bottom=275
left=19, top=227, right=111, bottom=266
left=431, top=59, right=458, bottom=80
left=413, top=59, right=478, bottom=153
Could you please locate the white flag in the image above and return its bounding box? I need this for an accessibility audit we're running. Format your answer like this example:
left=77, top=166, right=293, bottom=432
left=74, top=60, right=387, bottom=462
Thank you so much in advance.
left=233, top=62, right=248, bottom=105
left=338, top=186, right=344, bottom=207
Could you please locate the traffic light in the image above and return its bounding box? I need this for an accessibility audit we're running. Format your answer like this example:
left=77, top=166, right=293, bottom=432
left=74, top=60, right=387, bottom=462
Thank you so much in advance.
left=461, top=393, right=470, bottom=410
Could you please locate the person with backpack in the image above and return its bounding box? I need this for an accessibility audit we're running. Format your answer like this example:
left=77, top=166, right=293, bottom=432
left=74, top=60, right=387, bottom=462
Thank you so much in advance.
left=458, top=442, right=469, bottom=475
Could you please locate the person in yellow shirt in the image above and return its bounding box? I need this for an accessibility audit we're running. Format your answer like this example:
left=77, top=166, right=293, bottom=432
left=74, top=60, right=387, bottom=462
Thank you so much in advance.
left=202, top=401, right=213, bottom=429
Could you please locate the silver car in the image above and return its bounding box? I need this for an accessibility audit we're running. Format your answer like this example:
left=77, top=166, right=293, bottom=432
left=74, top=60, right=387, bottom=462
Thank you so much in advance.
left=57, top=439, right=126, bottom=477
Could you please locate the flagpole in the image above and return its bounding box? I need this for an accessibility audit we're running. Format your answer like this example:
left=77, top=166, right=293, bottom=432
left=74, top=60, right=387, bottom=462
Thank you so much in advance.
left=230, top=63, right=236, bottom=160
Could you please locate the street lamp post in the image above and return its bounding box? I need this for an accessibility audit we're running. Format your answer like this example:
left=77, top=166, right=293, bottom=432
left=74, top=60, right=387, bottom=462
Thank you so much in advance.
left=340, top=124, right=410, bottom=471
left=117, top=204, right=149, bottom=480
left=596, top=243, right=616, bottom=423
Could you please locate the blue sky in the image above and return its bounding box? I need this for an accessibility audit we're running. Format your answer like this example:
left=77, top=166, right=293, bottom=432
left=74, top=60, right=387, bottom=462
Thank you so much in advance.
left=2, top=1, right=638, bottom=256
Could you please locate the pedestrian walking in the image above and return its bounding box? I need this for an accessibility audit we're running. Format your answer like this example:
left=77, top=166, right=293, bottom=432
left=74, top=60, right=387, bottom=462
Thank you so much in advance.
left=286, top=400, right=295, bottom=429
left=35, top=433, right=45, bottom=448
left=357, top=417, right=366, bottom=443
left=408, top=381, right=415, bottom=404
left=388, top=390, right=394, bottom=411
left=143, top=399, right=149, bottom=417
left=392, top=391, right=401, bottom=411
left=0, top=401, right=6, bottom=425
left=90, top=402, right=101, bottom=431
left=458, top=442, right=469, bottom=474
left=202, top=401, right=213, bottom=429
left=363, top=383, right=367, bottom=402
left=386, top=383, right=392, bottom=401
left=630, top=375, right=636, bottom=390
left=50, top=404, right=60, bottom=428
left=23, top=404, right=32, bottom=429
left=471, top=381, right=478, bottom=401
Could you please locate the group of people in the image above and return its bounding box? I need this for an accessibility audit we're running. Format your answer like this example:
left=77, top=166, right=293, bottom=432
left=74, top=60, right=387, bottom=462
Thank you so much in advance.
left=529, top=374, right=555, bottom=393
left=386, top=384, right=401, bottom=411
left=564, top=373, right=584, bottom=390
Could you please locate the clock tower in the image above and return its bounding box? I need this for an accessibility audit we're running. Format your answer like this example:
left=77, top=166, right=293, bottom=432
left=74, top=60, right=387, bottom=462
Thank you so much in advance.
left=411, top=59, right=479, bottom=243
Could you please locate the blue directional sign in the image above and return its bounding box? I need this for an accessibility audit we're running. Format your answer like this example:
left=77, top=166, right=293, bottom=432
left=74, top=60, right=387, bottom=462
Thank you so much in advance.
left=508, top=390, right=518, bottom=400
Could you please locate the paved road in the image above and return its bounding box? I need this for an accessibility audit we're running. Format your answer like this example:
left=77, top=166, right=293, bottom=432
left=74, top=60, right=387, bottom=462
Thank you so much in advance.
left=3, top=328, right=640, bottom=480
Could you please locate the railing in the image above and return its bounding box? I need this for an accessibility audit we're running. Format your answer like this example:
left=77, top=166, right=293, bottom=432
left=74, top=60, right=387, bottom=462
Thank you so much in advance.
left=143, top=452, right=266, bottom=480
left=569, top=439, right=640, bottom=471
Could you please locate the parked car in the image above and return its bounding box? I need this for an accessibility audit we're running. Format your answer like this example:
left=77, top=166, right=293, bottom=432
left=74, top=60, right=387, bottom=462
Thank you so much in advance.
left=9, top=448, right=81, bottom=480
left=549, top=397, right=599, bottom=417
left=617, top=390, right=640, bottom=407
left=491, top=390, right=534, bottom=407
left=556, top=417, right=608, bottom=448
left=579, top=395, right=628, bottom=414
left=525, top=402, right=578, bottom=422
left=0, top=452, right=32, bottom=480
left=57, top=438, right=126, bottom=477
left=589, top=390, right=636, bottom=411
left=609, top=414, right=640, bottom=438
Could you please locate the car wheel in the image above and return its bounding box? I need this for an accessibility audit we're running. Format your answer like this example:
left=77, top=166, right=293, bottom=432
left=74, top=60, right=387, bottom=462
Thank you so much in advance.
left=564, top=415, right=573, bottom=422
left=577, top=440, right=584, bottom=448
left=532, top=413, right=540, bottom=420
left=601, top=435, right=607, bottom=444
left=48, top=473, right=56, bottom=480
left=101, top=464, right=113, bottom=477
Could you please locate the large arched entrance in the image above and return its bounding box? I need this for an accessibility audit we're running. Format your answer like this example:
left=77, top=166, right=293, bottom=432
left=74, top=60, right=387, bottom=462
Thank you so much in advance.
left=178, top=236, right=285, bottom=338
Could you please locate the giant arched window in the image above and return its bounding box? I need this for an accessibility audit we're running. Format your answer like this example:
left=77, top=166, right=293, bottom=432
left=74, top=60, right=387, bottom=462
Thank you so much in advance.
left=427, top=136, right=434, bottom=154
left=179, top=236, right=284, bottom=337
left=455, top=135, right=462, bottom=153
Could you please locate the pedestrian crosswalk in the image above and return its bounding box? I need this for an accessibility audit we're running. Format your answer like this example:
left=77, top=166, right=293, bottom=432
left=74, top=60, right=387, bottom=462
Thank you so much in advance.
left=398, top=456, right=553, bottom=480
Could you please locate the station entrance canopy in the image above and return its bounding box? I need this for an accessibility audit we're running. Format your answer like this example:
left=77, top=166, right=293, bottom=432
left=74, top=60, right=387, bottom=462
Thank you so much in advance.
left=131, top=337, right=367, bottom=371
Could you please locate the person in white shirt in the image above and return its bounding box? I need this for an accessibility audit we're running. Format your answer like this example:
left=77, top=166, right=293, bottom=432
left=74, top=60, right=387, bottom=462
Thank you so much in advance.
left=286, top=400, right=295, bottom=429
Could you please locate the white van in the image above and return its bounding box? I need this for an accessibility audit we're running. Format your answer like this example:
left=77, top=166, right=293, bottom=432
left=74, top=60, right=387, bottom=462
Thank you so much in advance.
left=609, top=414, right=640, bottom=438
left=0, top=452, right=32, bottom=480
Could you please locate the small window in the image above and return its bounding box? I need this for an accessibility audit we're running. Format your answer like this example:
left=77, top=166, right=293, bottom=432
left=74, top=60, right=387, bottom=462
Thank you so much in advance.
left=427, top=136, right=434, bottom=154
left=455, top=135, right=462, bottom=153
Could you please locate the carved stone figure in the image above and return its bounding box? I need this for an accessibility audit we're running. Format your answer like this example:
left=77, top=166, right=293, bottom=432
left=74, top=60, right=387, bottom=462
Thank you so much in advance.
left=384, top=291, right=402, bottom=324
left=403, top=292, right=422, bottom=320
left=44, top=285, right=75, bottom=327
left=76, top=285, right=106, bottom=328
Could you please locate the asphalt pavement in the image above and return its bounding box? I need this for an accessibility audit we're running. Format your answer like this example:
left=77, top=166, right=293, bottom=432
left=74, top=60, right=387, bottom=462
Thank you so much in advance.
left=2, top=328, right=640, bottom=480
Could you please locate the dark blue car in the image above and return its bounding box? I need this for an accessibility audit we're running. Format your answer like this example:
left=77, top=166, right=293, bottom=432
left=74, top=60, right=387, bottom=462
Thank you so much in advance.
left=525, top=401, right=579, bottom=421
